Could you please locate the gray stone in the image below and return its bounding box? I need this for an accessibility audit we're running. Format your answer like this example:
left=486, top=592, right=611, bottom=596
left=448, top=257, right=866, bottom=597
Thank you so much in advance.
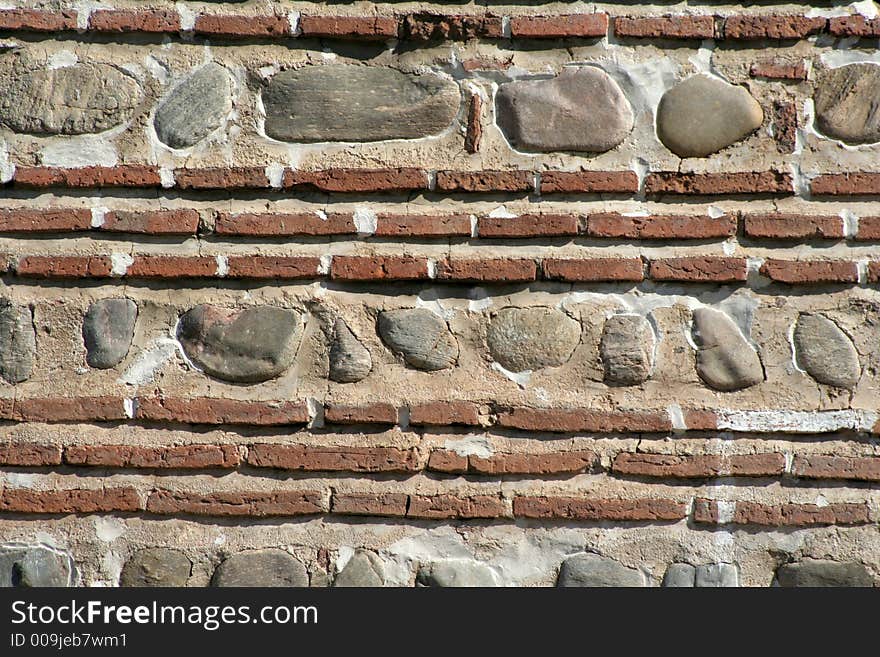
left=814, top=63, right=880, bottom=145
left=0, top=299, right=35, bottom=384
left=263, top=66, right=459, bottom=142
left=487, top=307, right=580, bottom=373
left=656, top=75, right=764, bottom=157
left=793, top=313, right=860, bottom=389
left=177, top=305, right=302, bottom=383
left=600, top=314, right=655, bottom=385
left=496, top=67, right=634, bottom=153
left=0, top=546, right=72, bottom=587
left=212, top=549, right=308, bottom=587
left=329, top=318, right=372, bottom=383
left=692, top=308, right=764, bottom=391
left=377, top=309, right=458, bottom=371
left=416, top=560, right=501, bottom=587
left=557, top=553, right=645, bottom=587
left=0, top=63, right=141, bottom=135
left=82, top=298, right=137, bottom=369
left=333, top=550, right=385, bottom=587
left=662, top=563, right=696, bottom=587
left=776, top=560, right=873, bottom=587
left=154, top=63, right=233, bottom=149
left=695, top=563, right=739, bottom=587
left=120, top=548, right=191, bottom=587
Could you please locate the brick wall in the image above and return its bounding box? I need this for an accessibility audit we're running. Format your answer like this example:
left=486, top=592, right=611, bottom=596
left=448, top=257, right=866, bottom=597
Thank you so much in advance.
left=0, top=0, right=877, bottom=588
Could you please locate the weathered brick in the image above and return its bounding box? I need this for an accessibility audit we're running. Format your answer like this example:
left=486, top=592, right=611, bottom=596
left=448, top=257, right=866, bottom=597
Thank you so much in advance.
left=683, top=409, right=719, bottom=431
left=332, top=492, right=408, bottom=517
left=407, top=494, right=506, bottom=519
left=135, top=398, right=310, bottom=426
left=773, top=101, right=798, bottom=154
left=408, top=401, right=481, bottom=426
left=750, top=59, right=808, bottom=80
left=586, top=213, right=736, bottom=239
left=645, top=171, right=793, bottom=195
left=510, top=14, right=608, bottom=38
left=426, top=450, right=469, bottom=474
left=16, top=256, right=113, bottom=278
left=89, top=10, right=180, bottom=33
left=298, top=16, right=398, bottom=39
left=330, top=255, right=429, bottom=281
left=323, top=403, right=399, bottom=425
left=435, top=171, right=534, bottom=193
left=174, top=168, right=269, bottom=190
left=467, top=450, right=598, bottom=475
left=374, top=214, right=471, bottom=237
left=513, top=496, right=686, bottom=521
left=869, top=261, right=880, bottom=283
left=649, top=257, right=748, bottom=282
left=759, top=259, right=859, bottom=284
left=65, top=444, right=240, bottom=469
left=828, top=15, right=880, bottom=36
left=723, top=15, right=826, bottom=40
left=693, top=498, right=871, bottom=526
left=193, top=14, right=291, bottom=37
left=215, top=212, right=356, bottom=236
left=247, top=444, right=419, bottom=473
left=811, top=173, right=880, bottom=196
left=0, top=487, right=141, bottom=513
left=743, top=213, right=845, bottom=239
left=435, top=257, right=537, bottom=282
left=14, top=166, right=162, bottom=188
left=225, top=256, right=322, bottom=279
left=101, top=210, right=200, bottom=235
left=464, top=93, right=482, bottom=154
left=540, top=171, right=639, bottom=194
left=126, top=256, right=218, bottom=279
left=792, top=455, right=880, bottom=482
left=284, top=168, right=428, bottom=193
left=0, top=208, right=92, bottom=233
left=12, top=396, right=126, bottom=422
left=855, top=216, right=880, bottom=241
left=147, top=489, right=323, bottom=517
left=402, top=13, right=503, bottom=41
left=0, top=443, right=62, bottom=466
left=0, top=9, right=77, bottom=31
left=612, top=453, right=786, bottom=478
left=477, top=214, right=579, bottom=238
left=496, top=408, right=672, bottom=433
left=613, top=15, right=715, bottom=39
left=542, top=258, right=645, bottom=282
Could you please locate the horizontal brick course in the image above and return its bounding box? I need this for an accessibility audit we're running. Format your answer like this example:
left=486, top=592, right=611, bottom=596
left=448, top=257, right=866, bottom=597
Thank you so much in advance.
left=298, top=16, right=398, bottom=39
left=174, top=167, right=269, bottom=190
left=510, top=14, right=608, bottom=38
left=0, top=488, right=141, bottom=514
left=224, top=256, right=322, bottom=280
left=513, top=496, right=686, bottom=521
left=828, top=15, right=880, bottom=36
left=135, top=398, right=310, bottom=426
left=0, top=9, right=77, bottom=31
left=101, top=210, right=200, bottom=235
left=331, top=492, right=409, bottom=517
left=759, top=259, right=859, bottom=284
left=64, top=444, right=240, bottom=469
left=496, top=408, right=672, bottom=433
left=10, top=397, right=126, bottom=422
left=477, top=214, right=579, bottom=238
left=540, top=171, right=639, bottom=194
left=330, top=255, right=430, bottom=281
left=88, top=10, right=180, bottom=33
left=693, top=498, right=870, bottom=526
left=214, top=212, right=356, bottom=236
left=722, top=15, right=826, bottom=39
left=791, top=455, right=880, bottom=482
left=374, top=214, right=472, bottom=238
left=649, top=257, right=748, bottom=283
left=0, top=443, right=62, bottom=466
left=586, top=213, right=736, bottom=240
left=612, top=453, right=786, bottom=478
left=0, top=209, right=92, bottom=233
left=853, top=216, right=880, bottom=241
left=14, top=166, right=162, bottom=188
left=435, top=171, right=534, bottom=193
left=542, top=258, right=645, bottom=282
left=435, top=257, right=538, bottom=282
left=247, top=445, right=419, bottom=473
left=126, top=256, right=218, bottom=279
left=193, top=14, right=291, bottom=37
left=428, top=449, right=597, bottom=475
left=613, top=15, right=715, bottom=39
left=743, top=214, right=845, bottom=240
left=645, top=171, right=793, bottom=195
left=284, top=168, right=428, bottom=193
left=407, top=494, right=506, bottom=519
left=811, top=173, right=880, bottom=196
left=146, top=489, right=324, bottom=517
left=16, top=256, right=113, bottom=278
left=408, top=401, right=481, bottom=426
left=323, top=403, right=399, bottom=425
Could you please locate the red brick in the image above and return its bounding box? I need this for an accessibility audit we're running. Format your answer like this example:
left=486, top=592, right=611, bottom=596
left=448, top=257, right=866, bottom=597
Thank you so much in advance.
left=829, top=15, right=880, bottom=37
left=586, top=213, right=736, bottom=239
left=284, top=168, right=428, bottom=193
left=225, top=256, right=322, bottom=279
left=613, top=15, right=715, bottom=39
left=16, top=256, right=113, bottom=278
left=330, top=255, right=429, bottom=281
left=0, top=487, right=141, bottom=514
left=649, top=257, right=748, bottom=283
left=496, top=408, right=672, bottom=433
left=435, top=257, right=537, bottom=282
left=542, top=258, right=645, bottom=282
left=723, top=15, right=826, bottom=40
left=247, top=444, right=419, bottom=473
left=692, top=498, right=720, bottom=523
left=14, top=166, right=162, bottom=188
left=743, top=213, right=845, bottom=240
left=323, top=403, right=398, bottom=425
left=374, top=214, right=471, bottom=238
left=174, top=167, right=269, bottom=190
left=683, top=409, right=719, bottom=431
left=759, top=259, right=858, bottom=284
left=773, top=101, right=798, bottom=154
left=750, top=59, right=808, bottom=80
left=408, top=401, right=481, bottom=426
left=407, top=494, right=505, bottom=519
left=460, top=56, right=513, bottom=72
left=792, top=455, right=880, bottom=482
left=693, top=498, right=870, bottom=526
left=332, top=492, right=408, bottom=517
left=467, top=450, right=598, bottom=476
left=146, top=489, right=323, bottom=517
left=215, top=212, right=355, bottom=236
left=465, top=93, right=482, bottom=154
left=402, top=13, right=503, bottom=40
left=126, top=256, right=218, bottom=279
left=811, top=173, right=880, bottom=196
left=477, top=214, right=579, bottom=238
left=135, top=397, right=310, bottom=426
left=194, top=14, right=290, bottom=37
left=869, top=262, right=880, bottom=283
left=513, top=496, right=686, bottom=521
left=65, top=444, right=239, bottom=469
left=435, top=170, right=534, bottom=193
left=101, top=209, right=200, bottom=235
left=0, top=9, right=77, bottom=31
left=298, top=16, right=398, bottom=39
left=0, top=443, right=62, bottom=466
left=612, top=452, right=786, bottom=478
left=510, top=14, right=608, bottom=38
left=13, top=397, right=126, bottom=422
left=0, top=208, right=92, bottom=233
left=540, top=171, right=640, bottom=194
left=645, top=171, right=793, bottom=195
left=89, top=10, right=180, bottom=33
left=426, top=450, right=469, bottom=473
left=855, top=216, right=880, bottom=241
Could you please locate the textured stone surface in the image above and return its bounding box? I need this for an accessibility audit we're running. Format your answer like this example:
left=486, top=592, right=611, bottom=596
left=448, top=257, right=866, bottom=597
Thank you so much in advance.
left=0, top=299, right=35, bottom=384
left=82, top=298, right=137, bottom=369
left=793, top=313, right=860, bottom=389
left=329, top=318, right=372, bottom=383
left=377, top=309, right=458, bottom=371
left=154, top=63, right=233, bottom=149
left=333, top=550, right=385, bottom=587
left=120, top=548, right=191, bottom=587
left=662, top=563, right=696, bottom=587
left=656, top=75, right=764, bottom=157
left=695, top=563, right=739, bottom=587
left=0, top=546, right=72, bottom=587
left=557, top=553, right=645, bottom=587
left=487, top=307, right=580, bottom=372
left=212, top=549, right=308, bottom=587
left=416, top=560, right=501, bottom=587
left=776, top=560, right=873, bottom=587
left=177, top=305, right=302, bottom=382
left=814, top=63, right=880, bottom=144
left=263, top=66, right=459, bottom=142
left=496, top=67, right=634, bottom=152
left=692, top=308, right=764, bottom=391
left=0, top=63, right=141, bottom=135
left=600, top=314, right=655, bottom=385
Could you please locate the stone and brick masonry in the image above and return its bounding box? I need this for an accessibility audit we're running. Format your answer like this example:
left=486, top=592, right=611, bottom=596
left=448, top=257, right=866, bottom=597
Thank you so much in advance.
left=0, top=0, right=877, bottom=588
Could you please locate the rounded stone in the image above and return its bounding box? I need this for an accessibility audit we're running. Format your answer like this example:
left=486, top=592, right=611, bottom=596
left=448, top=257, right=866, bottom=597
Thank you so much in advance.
left=177, top=305, right=302, bottom=383
left=416, top=560, right=501, bottom=587
left=154, top=63, right=233, bottom=149
left=814, top=63, right=880, bottom=144
left=557, top=553, right=644, bottom=587
left=600, top=314, right=655, bottom=385
left=329, top=318, right=372, bottom=383
left=776, top=560, right=873, bottom=587
left=662, top=563, right=696, bottom=587
left=656, top=75, right=764, bottom=157
left=377, top=309, right=458, bottom=371
left=0, top=546, right=73, bottom=587
left=487, top=307, right=580, bottom=373
left=691, top=307, right=764, bottom=391
left=0, top=299, right=35, bottom=384
left=263, top=66, right=459, bottom=143
left=120, top=548, right=191, bottom=587
left=0, top=62, right=141, bottom=135
left=496, top=67, right=634, bottom=152
left=83, top=298, right=137, bottom=369
left=793, top=313, right=860, bottom=389
left=333, top=550, right=385, bottom=587
left=211, top=549, right=308, bottom=587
